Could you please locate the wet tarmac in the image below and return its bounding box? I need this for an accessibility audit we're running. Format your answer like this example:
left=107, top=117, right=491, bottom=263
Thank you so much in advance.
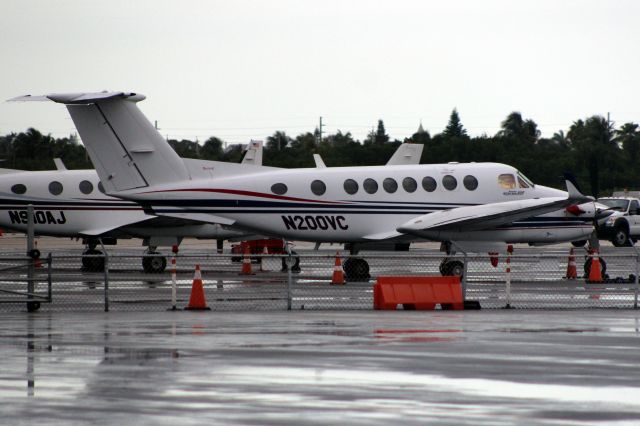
left=2, top=310, right=640, bottom=425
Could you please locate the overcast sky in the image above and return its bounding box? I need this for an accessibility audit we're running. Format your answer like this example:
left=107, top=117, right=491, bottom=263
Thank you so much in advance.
left=1, top=0, right=638, bottom=144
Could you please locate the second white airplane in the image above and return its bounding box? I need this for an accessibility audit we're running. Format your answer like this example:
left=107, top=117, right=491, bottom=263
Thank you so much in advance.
left=11, top=91, right=601, bottom=278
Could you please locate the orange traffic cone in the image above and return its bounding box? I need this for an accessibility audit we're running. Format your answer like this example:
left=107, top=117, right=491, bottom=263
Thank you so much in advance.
left=34, top=241, right=42, bottom=268
left=588, top=250, right=603, bottom=283
left=184, top=264, right=211, bottom=310
left=565, top=247, right=577, bottom=279
left=240, top=244, right=254, bottom=275
left=331, top=251, right=345, bottom=285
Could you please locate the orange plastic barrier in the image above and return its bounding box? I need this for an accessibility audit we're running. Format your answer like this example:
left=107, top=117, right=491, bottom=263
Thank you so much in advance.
left=373, top=276, right=464, bottom=310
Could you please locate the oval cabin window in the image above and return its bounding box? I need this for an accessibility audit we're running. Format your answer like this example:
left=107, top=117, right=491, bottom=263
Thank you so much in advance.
left=344, top=179, right=358, bottom=195
left=271, top=183, right=288, bottom=195
left=49, top=181, right=63, bottom=196
left=422, top=176, right=437, bottom=192
left=310, top=180, right=326, bottom=196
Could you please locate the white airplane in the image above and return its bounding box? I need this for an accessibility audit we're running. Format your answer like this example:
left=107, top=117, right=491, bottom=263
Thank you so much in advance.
left=313, top=142, right=423, bottom=168
left=11, top=92, right=603, bottom=279
left=0, top=141, right=265, bottom=273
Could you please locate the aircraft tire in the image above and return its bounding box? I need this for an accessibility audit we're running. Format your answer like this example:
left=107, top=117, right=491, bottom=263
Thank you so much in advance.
left=82, top=249, right=105, bottom=272
left=281, top=252, right=301, bottom=273
left=142, top=254, right=167, bottom=273
left=440, top=260, right=464, bottom=277
left=344, top=258, right=370, bottom=282
left=27, top=301, right=41, bottom=312
left=571, top=240, right=587, bottom=248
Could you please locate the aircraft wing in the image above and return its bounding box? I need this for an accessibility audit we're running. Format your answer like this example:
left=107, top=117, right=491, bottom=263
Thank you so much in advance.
left=397, top=176, right=592, bottom=237
left=151, top=210, right=236, bottom=226
left=78, top=215, right=157, bottom=236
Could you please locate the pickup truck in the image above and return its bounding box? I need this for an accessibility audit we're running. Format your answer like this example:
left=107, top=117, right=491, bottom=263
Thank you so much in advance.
left=596, top=197, right=640, bottom=246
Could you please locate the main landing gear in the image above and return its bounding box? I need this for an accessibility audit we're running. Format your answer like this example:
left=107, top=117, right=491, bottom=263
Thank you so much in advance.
left=343, top=258, right=370, bottom=282
left=438, top=242, right=466, bottom=278
left=81, top=241, right=168, bottom=273
left=342, top=244, right=371, bottom=282
left=142, top=247, right=167, bottom=273
left=439, top=258, right=464, bottom=277
left=81, top=241, right=105, bottom=272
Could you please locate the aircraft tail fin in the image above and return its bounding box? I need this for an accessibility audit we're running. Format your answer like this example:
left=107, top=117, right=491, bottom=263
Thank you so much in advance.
left=386, top=142, right=424, bottom=165
left=11, top=92, right=190, bottom=193
left=241, top=140, right=263, bottom=166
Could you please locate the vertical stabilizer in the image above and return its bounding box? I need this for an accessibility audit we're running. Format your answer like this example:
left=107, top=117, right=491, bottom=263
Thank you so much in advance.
left=66, top=97, right=190, bottom=192
left=9, top=92, right=190, bottom=193
left=386, top=143, right=424, bottom=165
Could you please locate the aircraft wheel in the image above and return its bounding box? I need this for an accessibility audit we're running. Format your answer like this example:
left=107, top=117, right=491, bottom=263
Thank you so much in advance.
left=82, top=249, right=105, bottom=272
left=584, top=257, right=607, bottom=277
left=27, top=301, right=41, bottom=312
left=142, top=254, right=167, bottom=273
left=571, top=240, right=587, bottom=248
left=343, top=258, right=370, bottom=282
left=440, top=260, right=464, bottom=277
left=281, top=251, right=301, bottom=273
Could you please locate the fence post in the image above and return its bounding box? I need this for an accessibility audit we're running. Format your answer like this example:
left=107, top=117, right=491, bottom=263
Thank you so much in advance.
left=26, top=204, right=35, bottom=311
left=505, top=244, right=513, bottom=309
left=635, top=253, right=639, bottom=310
left=103, top=251, right=109, bottom=312
left=170, top=245, right=178, bottom=311
left=286, top=253, right=292, bottom=311
left=47, top=253, right=52, bottom=303
left=462, top=253, right=468, bottom=301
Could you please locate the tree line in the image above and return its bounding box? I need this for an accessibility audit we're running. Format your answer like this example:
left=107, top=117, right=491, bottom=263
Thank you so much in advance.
left=1, top=109, right=638, bottom=198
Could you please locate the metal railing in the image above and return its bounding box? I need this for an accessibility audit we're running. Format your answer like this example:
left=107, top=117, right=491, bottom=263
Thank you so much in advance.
left=1, top=249, right=638, bottom=311
left=0, top=254, right=52, bottom=312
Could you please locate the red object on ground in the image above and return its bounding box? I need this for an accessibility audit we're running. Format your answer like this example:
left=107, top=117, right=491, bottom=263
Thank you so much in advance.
left=330, top=251, right=345, bottom=285
left=565, top=248, right=577, bottom=279
left=240, top=244, right=254, bottom=275
left=588, top=250, right=603, bottom=283
left=232, top=239, right=286, bottom=257
left=185, top=264, right=210, bottom=310
left=373, top=276, right=463, bottom=310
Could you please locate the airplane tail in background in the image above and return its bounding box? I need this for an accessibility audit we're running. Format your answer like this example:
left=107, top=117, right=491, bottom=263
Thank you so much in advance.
left=10, top=92, right=190, bottom=193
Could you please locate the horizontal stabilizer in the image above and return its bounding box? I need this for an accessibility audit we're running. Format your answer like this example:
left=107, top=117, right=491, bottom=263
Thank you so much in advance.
left=9, top=92, right=145, bottom=104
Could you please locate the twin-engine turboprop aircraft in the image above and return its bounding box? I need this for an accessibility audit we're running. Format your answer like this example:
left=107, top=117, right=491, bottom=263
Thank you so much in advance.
left=11, top=92, right=602, bottom=278
left=0, top=142, right=265, bottom=272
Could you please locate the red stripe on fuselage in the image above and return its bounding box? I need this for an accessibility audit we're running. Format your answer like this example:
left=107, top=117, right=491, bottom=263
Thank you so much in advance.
left=139, top=188, right=347, bottom=204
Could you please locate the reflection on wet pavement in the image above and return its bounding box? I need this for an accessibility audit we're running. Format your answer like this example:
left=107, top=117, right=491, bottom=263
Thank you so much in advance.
left=1, top=310, right=640, bottom=425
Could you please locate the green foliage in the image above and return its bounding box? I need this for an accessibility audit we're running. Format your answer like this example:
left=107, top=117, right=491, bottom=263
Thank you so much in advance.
left=3, top=110, right=640, bottom=196
left=443, top=109, right=467, bottom=139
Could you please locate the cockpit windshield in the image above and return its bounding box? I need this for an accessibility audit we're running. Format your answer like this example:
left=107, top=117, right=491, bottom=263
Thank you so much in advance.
left=498, top=174, right=516, bottom=189
left=517, top=172, right=534, bottom=188
left=598, top=199, right=629, bottom=211
left=499, top=172, right=534, bottom=189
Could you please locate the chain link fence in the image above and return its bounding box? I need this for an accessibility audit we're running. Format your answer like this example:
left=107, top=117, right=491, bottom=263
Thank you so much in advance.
left=0, top=248, right=638, bottom=311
